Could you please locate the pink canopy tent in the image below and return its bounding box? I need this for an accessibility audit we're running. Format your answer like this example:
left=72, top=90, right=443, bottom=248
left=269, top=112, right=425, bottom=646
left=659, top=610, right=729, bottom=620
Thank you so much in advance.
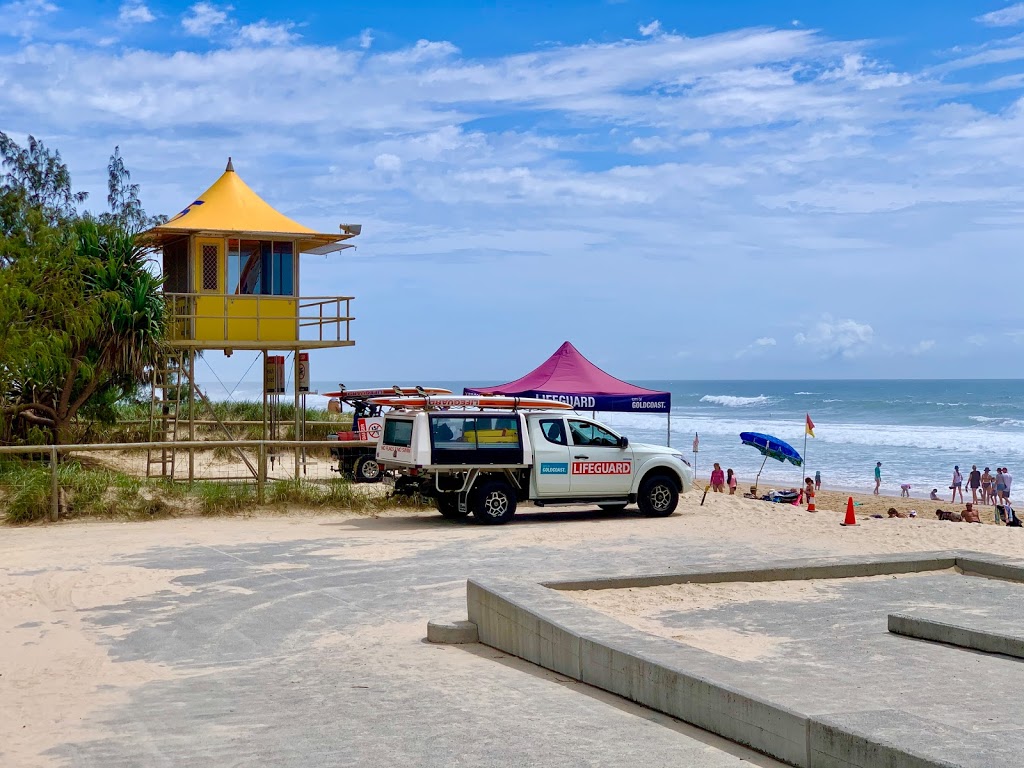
left=465, top=341, right=673, bottom=444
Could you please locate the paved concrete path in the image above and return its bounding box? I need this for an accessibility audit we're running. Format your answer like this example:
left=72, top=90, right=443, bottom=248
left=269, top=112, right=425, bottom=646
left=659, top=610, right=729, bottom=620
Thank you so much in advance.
left=5, top=506, right=794, bottom=767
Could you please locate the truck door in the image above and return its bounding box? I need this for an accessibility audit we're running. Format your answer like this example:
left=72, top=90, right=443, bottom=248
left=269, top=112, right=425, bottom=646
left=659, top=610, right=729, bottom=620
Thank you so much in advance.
left=567, top=419, right=634, bottom=496
left=530, top=417, right=571, bottom=496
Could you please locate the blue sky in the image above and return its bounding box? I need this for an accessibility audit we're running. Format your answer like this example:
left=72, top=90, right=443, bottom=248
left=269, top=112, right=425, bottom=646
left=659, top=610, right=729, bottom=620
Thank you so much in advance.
left=3, top=0, right=1024, bottom=383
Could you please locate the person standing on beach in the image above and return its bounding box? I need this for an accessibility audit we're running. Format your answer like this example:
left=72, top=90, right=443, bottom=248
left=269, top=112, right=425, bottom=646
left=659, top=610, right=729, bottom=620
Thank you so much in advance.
left=1004, top=467, right=1013, bottom=501
left=710, top=463, right=726, bottom=493
left=981, top=468, right=994, bottom=505
left=996, top=468, right=1007, bottom=502
left=967, top=465, right=981, bottom=504
left=814, top=470, right=821, bottom=491
left=951, top=466, right=964, bottom=503
left=726, top=468, right=737, bottom=495
left=874, top=462, right=882, bottom=495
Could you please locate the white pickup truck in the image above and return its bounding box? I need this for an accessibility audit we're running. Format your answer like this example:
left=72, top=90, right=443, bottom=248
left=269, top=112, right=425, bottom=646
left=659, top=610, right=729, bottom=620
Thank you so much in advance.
left=376, top=407, right=692, bottom=524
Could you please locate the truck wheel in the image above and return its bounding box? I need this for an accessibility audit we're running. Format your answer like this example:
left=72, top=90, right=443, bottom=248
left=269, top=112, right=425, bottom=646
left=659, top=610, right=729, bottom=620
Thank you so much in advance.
left=353, top=455, right=382, bottom=483
left=437, top=495, right=470, bottom=519
left=598, top=503, right=628, bottom=512
left=638, top=474, right=678, bottom=517
left=472, top=480, right=517, bottom=525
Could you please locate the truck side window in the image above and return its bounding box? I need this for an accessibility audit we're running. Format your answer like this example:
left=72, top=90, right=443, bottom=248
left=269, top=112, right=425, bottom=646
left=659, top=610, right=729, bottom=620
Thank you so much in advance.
left=540, top=419, right=566, bottom=446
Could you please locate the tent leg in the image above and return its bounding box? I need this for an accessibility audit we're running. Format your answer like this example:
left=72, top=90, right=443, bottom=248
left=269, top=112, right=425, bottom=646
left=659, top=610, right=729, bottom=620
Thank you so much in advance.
left=753, top=454, right=768, bottom=497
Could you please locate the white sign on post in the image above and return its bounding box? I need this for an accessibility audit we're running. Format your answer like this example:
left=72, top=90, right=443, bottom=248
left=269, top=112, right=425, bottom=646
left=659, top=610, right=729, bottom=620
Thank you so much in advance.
left=356, top=417, right=384, bottom=442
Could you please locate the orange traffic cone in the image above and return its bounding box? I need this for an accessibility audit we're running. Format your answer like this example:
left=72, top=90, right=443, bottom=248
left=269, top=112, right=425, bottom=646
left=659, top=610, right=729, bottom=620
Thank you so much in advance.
left=807, top=491, right=816, bottom=513
left=841, top=496, right=857, bottom=526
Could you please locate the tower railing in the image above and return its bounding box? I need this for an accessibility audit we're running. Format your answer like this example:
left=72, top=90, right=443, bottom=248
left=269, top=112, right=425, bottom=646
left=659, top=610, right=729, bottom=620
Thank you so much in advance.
left=161, top=292, right=354, bottom=346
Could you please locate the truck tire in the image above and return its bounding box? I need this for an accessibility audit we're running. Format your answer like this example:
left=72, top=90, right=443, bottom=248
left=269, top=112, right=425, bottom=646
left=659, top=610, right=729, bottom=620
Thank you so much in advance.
left=638, top=474, right=678, bottom=517
left=598, top=503, right=628, bottom=512
left=472, top=479, right=517, bottom=525
left=437, top=495, right=470, bottom=519
left=353, top=455, right=382, bottom=483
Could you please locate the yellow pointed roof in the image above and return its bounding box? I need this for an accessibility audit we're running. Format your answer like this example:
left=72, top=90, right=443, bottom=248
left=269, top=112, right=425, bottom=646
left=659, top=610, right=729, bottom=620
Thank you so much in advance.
left=146, top=159, right=357, bottom=253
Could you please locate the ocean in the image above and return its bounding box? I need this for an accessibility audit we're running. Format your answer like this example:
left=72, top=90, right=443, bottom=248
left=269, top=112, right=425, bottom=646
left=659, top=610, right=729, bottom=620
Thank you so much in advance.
left=198, top=378, right=1024, bottom=499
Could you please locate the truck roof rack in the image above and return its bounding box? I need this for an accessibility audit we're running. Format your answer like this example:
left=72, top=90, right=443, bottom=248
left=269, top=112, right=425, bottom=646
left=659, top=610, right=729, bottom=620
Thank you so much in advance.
left=368, top=395, right=573, bottom=411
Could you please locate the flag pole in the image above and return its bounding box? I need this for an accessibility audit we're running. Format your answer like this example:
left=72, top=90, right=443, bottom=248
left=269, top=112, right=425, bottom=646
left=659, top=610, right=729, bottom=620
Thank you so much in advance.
left=802, top=429, right=808, bottom=484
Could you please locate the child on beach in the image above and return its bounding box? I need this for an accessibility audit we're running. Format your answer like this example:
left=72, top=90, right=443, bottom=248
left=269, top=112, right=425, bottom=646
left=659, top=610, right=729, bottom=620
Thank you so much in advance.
left=726, top=468, right=737, bottom=495
left=814, top=470, right=821, bottom=491
left=930, top=489, right=940, bottom=501
left=874, top=462, right=882, bottom=495
left=900, top=484, right=911, bottom=497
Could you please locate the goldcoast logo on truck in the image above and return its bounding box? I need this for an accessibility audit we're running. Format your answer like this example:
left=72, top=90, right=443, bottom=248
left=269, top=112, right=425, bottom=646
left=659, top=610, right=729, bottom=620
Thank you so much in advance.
left=540, top=463, right=569, bottom=475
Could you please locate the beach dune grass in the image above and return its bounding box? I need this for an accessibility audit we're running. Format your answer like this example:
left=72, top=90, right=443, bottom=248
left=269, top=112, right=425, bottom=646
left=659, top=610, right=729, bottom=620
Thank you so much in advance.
left=0, top=458, right=412, bottom=524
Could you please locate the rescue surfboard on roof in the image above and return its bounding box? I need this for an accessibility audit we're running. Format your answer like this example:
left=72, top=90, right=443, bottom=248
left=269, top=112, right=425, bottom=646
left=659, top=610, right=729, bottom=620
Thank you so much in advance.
left=322, top=386, right=453, bottom=399
left=367, top=395, right=573, bottom=410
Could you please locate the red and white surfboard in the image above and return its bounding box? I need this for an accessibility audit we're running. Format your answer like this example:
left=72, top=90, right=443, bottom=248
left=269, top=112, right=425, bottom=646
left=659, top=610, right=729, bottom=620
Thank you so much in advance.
left=323, top=386, right=453, bottom=399
left=367, top=395, right=573, bottom=410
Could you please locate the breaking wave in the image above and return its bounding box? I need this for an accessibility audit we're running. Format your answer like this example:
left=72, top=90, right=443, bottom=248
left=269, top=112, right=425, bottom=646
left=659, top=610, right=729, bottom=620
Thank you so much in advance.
left=699, top=395, right=770, bottom=407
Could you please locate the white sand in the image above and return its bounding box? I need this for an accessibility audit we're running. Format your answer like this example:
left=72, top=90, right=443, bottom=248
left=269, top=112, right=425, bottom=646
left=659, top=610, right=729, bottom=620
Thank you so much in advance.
left=2, top=490, right=1023, bottom=765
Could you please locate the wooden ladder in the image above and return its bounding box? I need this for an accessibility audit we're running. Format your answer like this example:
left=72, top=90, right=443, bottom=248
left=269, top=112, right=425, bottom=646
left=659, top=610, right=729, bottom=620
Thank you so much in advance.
left=146, top=353, right=184, bottom=479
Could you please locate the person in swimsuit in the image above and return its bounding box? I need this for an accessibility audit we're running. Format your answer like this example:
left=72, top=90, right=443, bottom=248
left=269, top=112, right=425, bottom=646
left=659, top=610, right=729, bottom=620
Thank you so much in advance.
left=874, top=462, right=882, bottom=495
left=710, top=463, right=726, bottom=493
left=726, top=468, right=737, bottom=495
left=951, top=465, right=963, bottom=503
left=996, top=468, right=1007, bottom=502
left=814, top=470, right=821, bottom=491
left=981, top=468, right=994, bottom=505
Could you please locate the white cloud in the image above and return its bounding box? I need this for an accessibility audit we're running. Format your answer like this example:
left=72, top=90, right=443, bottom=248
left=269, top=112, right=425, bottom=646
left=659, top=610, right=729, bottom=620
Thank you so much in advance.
left=795, top=316, right=874, bottom=359
left=912, top=339, right=936, bottom=355
left=638, top=20, right=662, bottom=37
left=373, top=153, right=402, bottom=173
left=735, top=336, right=777, bottom=358
left=238, top=20, right=296, bottom=45
left=182, top=2, right=232, bottom=37
left=359, top=28, right=374, bottom=49
left=967, top=334, right=987, bottom=346
left=975, top=3, right=1024, bottom=26
left=0, top=0, right=58, bottom=40
left=118, top=0, right=154, bottom=24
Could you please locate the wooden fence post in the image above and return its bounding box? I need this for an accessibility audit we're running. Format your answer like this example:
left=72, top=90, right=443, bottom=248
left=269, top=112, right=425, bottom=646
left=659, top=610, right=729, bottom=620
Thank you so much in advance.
left=50, top=446, right=59, bottom=522
left=257, top=442, right=266, bottom=505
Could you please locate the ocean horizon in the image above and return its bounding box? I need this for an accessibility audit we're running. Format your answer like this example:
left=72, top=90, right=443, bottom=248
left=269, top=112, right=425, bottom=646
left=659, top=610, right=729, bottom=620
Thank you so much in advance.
left=193, top=378, right=1024, bottom=499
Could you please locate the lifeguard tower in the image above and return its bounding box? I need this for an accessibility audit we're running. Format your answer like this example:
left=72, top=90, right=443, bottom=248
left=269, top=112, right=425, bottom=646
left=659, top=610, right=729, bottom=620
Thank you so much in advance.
left=144, top=159, right=359, bottom=481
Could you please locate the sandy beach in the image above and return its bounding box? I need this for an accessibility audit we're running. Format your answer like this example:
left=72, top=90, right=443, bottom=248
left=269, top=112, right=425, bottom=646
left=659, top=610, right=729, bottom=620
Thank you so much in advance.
left=2, top=483, right=1023, bottom=766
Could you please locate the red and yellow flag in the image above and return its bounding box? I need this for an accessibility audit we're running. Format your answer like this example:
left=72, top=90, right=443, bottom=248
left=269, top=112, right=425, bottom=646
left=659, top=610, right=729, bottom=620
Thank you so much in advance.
left=805, top=414, right=815, bottom=437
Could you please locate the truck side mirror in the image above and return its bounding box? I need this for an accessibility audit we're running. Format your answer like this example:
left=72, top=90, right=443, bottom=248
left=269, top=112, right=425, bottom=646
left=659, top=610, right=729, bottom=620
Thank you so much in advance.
left=618, top=436, right=629, bottom=448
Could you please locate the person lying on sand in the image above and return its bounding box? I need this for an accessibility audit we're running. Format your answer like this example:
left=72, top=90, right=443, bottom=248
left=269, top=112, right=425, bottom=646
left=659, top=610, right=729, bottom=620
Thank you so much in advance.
left=887, top=507, right=907, bottom=518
